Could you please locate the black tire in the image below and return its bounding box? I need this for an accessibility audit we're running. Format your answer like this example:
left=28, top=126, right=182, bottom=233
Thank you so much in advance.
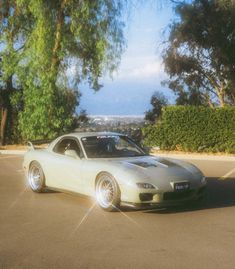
left=95, top=172, right=121, bottom=212
left=28, top=161, right=45, bottom=193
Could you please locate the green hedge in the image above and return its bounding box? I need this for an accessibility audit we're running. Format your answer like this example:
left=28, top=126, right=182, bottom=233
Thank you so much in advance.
left=142, top=106, right=235, bottom=153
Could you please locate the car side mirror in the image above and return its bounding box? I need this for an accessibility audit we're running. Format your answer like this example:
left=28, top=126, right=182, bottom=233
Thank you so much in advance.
left=64, top=149, right=79, bottom=159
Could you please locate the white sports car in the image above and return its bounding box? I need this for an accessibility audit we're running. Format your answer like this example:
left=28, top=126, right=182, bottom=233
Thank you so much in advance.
left=23, top=132, right=207, bottom=211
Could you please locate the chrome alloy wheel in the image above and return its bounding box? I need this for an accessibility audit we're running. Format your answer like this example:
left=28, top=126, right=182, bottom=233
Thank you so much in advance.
left=28, top=162, right=44, bottom=192
left=95, top=173, right=120, bottom=211
left=96, top=175, right=115, bottom=208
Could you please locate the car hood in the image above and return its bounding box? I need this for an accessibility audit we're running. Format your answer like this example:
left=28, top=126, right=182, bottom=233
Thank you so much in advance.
left=108, top=155, right=203, bottom=189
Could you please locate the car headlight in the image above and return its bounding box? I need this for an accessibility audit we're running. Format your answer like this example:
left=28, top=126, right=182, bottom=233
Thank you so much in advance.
left=201, top=176, right=207, bottom=184
left=136, top=183, right=156, bottom=189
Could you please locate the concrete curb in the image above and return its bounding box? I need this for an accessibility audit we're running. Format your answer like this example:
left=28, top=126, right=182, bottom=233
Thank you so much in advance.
left=0, top=149, right=235, bottom=161
left=152, top=153, right=235, bottom=162
left=0, top=150, right=27, bottom=155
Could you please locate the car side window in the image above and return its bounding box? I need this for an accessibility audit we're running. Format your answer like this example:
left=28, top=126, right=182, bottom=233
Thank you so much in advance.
left=53, top=138, right=83, bottom=158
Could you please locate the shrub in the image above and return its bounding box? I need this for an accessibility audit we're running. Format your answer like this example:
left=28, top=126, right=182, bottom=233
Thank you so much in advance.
left=142, top=106, right=235, bottom=153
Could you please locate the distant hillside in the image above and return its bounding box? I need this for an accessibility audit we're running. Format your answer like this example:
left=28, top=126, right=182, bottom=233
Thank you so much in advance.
left=75, top=115, right=146, bottom=142
left=89, top=115, right=145, bottom=125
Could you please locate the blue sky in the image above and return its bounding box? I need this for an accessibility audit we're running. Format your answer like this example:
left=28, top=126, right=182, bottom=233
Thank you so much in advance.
left=78, top=2, right=176, bottom=116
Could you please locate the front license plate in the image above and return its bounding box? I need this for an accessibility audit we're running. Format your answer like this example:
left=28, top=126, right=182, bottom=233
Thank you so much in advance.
left=174, top=182, right=190, bottom=191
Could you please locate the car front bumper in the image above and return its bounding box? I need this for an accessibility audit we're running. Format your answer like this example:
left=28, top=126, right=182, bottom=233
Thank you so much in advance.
left=120, top=185, right=207, bottom=209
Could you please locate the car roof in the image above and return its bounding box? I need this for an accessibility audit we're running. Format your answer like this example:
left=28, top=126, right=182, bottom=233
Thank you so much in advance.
left=62, top=132, right=125, bottom=139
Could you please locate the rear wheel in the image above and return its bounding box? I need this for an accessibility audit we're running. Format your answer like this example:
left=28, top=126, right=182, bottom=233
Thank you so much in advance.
left=96, top=173, right=121, bottom=212
left=28, top=161, right=45, bottom=192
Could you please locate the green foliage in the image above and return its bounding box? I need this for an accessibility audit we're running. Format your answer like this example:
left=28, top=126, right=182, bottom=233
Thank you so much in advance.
left=19, top=0, right=125, bottom=140
left=1, top=0, right=126, bottom=141
left=76, top=109, right=89, bottom=125
left=143, top=106, right=235, bottom=153
left=145, top=91, right=168, bottom=123
left=163, top=0, right=235, bottom=107
left=19, top=87, right=80, bottom=140
left=0, top=0, right=28, bottom=144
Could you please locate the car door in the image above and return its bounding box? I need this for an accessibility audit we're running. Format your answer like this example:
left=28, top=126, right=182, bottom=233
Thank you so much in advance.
left=46, top=137, right=85, bottom=193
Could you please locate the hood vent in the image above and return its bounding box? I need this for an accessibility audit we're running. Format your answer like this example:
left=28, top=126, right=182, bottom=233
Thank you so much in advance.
left=127, top=158, right=177, bottom=168
left=157, top=159, right=177, bottom=167
left=129, top=161, right=158, bottom=168
left=126, top=158, right=178, bottom=169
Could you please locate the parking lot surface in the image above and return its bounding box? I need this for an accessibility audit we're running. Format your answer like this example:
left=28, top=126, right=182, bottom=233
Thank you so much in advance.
left=0, top=155, right=235, bottom=269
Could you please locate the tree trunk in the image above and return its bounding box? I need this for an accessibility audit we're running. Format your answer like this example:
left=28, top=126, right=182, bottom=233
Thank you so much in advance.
left=218, top=90, right=225, bottom=107
left=0, top=107, right=8, bottom=146
left=0, top=78, right=13, bottom=145
left=204, top=93, right=214, bottom=108
left=51, top=0, right=67, bottom=73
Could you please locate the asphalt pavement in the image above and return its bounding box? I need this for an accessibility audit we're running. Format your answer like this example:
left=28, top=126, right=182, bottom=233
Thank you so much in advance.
left=0, top=155, right=235, bottom=269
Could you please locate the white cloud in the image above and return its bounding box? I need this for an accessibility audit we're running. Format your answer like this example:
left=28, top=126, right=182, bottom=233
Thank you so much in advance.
left=66, top=57, right=166, bottom=86
left=128, top=62, right=163, bottom=78
left=110, top=58, right=165, bottom=82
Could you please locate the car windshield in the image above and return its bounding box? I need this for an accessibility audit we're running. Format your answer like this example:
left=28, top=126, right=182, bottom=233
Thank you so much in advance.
left=81, top=135, right=147, bottom=158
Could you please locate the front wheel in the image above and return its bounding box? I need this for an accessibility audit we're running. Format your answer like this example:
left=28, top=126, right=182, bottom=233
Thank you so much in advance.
left=28, top=161, right=45, bottom=192
left=95, top=173, right=121, bottom=212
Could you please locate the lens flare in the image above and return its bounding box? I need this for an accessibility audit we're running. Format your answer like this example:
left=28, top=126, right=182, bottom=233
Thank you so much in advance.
left=8, top=186, right=28, bottom=210
left=219, top=167, right=235, bottom=180
left=69, top=201, right=96, bottom=237
left=111, top=204, right=143, bottom=229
